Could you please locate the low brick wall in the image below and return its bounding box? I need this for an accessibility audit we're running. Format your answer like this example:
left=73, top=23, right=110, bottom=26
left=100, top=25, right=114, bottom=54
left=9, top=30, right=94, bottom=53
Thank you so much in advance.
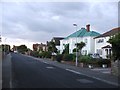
left=111, top=60, right=120, bottom=77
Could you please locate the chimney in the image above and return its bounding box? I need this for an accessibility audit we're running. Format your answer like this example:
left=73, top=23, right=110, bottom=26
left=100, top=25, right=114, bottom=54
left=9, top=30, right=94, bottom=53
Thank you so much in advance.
left=86, top=24, right=90, bottom=32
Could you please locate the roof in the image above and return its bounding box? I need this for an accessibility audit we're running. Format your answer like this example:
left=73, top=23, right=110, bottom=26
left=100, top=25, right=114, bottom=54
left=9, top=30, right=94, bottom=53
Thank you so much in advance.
left=102, top=45, right=111, bottom=49
left=52, top=37, right=64, bottom=41
left=64, top=28, right=100, bottom=39
left=51, top=37, right=64, bottom=45
left=84, top=31, right=100, bottom=37
left=94, top=27, right=120, bottom=39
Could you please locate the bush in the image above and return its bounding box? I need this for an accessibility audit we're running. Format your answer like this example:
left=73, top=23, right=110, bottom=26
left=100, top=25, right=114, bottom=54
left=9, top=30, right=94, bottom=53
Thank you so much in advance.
left=97, top=59, right=111, bottom=67
left=63, top=54, right=75, bottom=61
left=39, top=51, right=52, bottom=58
left=31, top=51, right=39, bottom=57
left=45, top=51, right=52, bottom=58
left=55, top=54, right=63, bottom=62
left=78, top=55, right=93, bottom=64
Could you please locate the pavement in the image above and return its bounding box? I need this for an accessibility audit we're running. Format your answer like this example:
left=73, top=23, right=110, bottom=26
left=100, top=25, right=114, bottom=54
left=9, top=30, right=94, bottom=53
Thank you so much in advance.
left=0, top=52, right=2, bottom=90
left=2, top=53, right=12, bottom=88
left=26, top=55, right=119, bottom=87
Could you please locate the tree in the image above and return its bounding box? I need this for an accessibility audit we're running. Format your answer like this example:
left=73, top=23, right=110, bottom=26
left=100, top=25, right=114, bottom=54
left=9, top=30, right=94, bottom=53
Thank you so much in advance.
left=17, top=45, right=28, bottom=54
left=73, top=48, right=79, bottom=52
left=62, top=44, right=69, bottom=54
left=108, top=33, right=120, bottom=61
left=75, top=42, right=86, bottom=55
left=48, top=41, right=57, bottom=53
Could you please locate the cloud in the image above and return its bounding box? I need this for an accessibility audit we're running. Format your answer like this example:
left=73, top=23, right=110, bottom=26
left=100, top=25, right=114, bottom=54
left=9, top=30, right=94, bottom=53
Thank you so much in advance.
left=1, top=1, right=118, bottom=45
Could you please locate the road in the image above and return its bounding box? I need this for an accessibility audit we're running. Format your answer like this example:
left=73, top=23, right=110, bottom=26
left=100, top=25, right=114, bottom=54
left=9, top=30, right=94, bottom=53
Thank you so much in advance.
left=3, top=53, right=117, bottom=88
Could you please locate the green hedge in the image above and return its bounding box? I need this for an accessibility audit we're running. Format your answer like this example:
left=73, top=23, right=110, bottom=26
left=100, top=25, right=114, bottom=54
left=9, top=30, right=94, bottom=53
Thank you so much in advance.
left=78, top=55, right=93, bottom=64
left=96, top=59, right=111, bottom=67
left=30, top=51, right=39, bottom=57
left=55, top=54, right=63, bottom=62
left=39, top=51, right=52, bottom=58
left=62, top=54, right=75, bottom=61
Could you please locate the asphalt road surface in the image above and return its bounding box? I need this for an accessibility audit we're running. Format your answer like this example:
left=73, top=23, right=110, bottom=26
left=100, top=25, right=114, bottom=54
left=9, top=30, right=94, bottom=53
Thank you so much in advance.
left=3, top=53, right=118, bottom=88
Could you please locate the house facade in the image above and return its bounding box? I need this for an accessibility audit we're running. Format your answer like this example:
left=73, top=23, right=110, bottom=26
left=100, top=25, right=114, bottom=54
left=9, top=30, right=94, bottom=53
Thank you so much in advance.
left=60, top=24, right=100, bottom=55
left=94, top=27, right=120, bottom=59
left=33, top=43, right=48, bottom=52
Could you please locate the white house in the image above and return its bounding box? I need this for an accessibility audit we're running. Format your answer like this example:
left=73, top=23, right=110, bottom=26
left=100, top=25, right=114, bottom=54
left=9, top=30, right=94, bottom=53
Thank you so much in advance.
left=60, top=24, right=100, bottom=55
left=94, top=27, right=120, bottom=59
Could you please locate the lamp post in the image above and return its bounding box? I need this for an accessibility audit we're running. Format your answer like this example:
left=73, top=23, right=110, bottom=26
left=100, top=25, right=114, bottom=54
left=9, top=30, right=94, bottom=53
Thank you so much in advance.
left=73, top=23, right=78, bottom=67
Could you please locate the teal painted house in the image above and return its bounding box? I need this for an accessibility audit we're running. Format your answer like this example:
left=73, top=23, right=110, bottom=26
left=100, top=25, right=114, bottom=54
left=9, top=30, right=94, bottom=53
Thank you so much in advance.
left=60, top=24, right=100, bottom=54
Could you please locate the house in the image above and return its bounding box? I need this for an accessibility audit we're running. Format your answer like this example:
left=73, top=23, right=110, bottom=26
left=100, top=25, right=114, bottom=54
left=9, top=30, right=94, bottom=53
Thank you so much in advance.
left=94, top=27, right=120, bottom=59
left=33, top=43, right=40, bottom=51
left=38, top=43, right=48, bottom=52
left=51, top=37, right=64, bottom=52
left=33, top=43, right=48, bottom=52
left=60, top=24, right=100, bottom=55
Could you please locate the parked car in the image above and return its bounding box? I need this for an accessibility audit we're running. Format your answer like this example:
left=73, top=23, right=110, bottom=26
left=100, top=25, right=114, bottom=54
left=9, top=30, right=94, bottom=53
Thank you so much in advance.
left=14, top=51, right=18, bottom=53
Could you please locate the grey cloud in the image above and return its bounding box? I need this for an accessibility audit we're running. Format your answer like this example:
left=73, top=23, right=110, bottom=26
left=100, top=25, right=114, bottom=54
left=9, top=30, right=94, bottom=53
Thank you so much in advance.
left=2, top=2, right=118, bottom=43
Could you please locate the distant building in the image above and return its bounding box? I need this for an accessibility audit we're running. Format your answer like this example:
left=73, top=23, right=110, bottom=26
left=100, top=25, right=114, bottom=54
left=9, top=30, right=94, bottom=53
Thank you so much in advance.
left=60, top=24, right=100, bottom=55
left=12, top=45, right=18, bottom=52
left=33, top=43, right=48, bottom=52
left=94, top=27, right=120, bottom=59
left=33, top=43, right=40, bottom=51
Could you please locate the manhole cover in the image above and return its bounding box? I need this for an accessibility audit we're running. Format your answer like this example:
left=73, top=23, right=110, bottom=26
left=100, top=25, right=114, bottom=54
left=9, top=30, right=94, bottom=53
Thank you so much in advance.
left=77, top=79, right=93, bottom=83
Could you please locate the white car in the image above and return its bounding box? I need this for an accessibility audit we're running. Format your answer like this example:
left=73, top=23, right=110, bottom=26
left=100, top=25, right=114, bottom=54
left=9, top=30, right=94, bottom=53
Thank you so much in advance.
left=14, top=51, right=18, bottom=53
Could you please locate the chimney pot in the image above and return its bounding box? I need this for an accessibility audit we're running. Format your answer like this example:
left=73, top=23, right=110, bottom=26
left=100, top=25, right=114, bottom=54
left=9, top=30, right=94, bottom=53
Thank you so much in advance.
left=86, top=24, right=90, bottom=32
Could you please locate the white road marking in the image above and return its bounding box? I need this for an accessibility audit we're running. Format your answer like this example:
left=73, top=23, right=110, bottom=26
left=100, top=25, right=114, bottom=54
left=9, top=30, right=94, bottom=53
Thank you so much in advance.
left=65, top=69, right=83, bottom=75
left=46, top=67, right=54, bottom=69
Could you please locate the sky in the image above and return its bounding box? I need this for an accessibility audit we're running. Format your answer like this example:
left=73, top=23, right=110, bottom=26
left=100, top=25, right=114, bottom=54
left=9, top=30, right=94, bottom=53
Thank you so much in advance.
left=0, top=0, right=119, bottom=50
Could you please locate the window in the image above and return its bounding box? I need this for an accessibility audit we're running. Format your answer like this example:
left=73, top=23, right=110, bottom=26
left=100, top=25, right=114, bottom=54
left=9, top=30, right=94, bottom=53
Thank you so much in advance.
left=82, top=50, right=87, bottom=55
left=97, top=39, right=104, bottom=43
left=96, top=49, right=102, bottom=55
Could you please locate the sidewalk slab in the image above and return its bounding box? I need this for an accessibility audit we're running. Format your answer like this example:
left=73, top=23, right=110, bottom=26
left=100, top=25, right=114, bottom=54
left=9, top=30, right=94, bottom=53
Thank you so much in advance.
left=2, top=54, right=12, bottom=88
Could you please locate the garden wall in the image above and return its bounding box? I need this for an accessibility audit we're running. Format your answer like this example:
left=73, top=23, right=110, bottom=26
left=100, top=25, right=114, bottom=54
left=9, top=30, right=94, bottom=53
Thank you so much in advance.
left=111, top=60, right=120, bottom=77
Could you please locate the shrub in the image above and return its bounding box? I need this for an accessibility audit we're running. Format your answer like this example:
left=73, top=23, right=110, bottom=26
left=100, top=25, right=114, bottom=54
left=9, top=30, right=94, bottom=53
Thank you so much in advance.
left=63, top=54, right=75, bottom=61
left=78, top=55, right=93, bottom=64
left=45, top=51, right=52, bottom=58
left=39, top=51, right=52, bottom=58
left=55, top=54, right=63, bottom=62
left=31, top=51, right=39, bottom=57
left=97, top=59, right=111, bottom=67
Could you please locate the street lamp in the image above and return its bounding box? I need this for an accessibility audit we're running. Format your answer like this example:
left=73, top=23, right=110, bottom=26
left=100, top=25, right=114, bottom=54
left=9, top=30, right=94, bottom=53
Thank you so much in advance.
left=73, top=23, right=78, bottom=67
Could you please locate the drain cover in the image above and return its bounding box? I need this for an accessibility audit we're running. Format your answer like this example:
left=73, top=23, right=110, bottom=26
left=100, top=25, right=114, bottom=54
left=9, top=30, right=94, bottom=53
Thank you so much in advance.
left=77, top=79, right=93, bottom=83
